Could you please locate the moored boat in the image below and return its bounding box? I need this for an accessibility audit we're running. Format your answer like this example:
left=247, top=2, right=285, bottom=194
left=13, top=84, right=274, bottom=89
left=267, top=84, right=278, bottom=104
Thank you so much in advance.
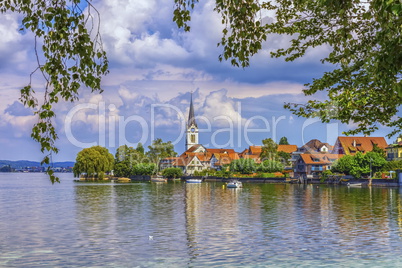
left=151, top=175, right=167, bottom=183
left=185, top=177, right=203, bottom=183
left=347, top=182, right=362, bottom=187
left=227, top=180, right=242, bottom=188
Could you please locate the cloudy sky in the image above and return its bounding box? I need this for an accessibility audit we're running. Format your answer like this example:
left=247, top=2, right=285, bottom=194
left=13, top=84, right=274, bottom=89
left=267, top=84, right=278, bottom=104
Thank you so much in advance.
left=0, top=0, right=394, bottom=161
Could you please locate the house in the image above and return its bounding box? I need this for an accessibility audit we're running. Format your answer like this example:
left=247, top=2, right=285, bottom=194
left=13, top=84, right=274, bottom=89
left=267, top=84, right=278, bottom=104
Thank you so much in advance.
left=239, top=145, right=262, bottom=163
left=159, top=157, right=181, bottom=170
left=299, top=139, right=333, bottom=153
left=169, top=145, right=240, bottom=175
left=290, top=139, right=331, bottom=166
left=332, top=136, right=387, bottom=155
left=294, top=153, right=341, bottom=177
left=210, top=151, right=240, bottom=170
left=386, top=136, right=402, bottom=161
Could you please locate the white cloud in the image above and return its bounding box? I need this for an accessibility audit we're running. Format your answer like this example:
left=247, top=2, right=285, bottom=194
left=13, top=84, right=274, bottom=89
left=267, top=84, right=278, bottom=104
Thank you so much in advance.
left=200, top=89, right=247, bottom=128
left=0, top=113, right=36, bottom=138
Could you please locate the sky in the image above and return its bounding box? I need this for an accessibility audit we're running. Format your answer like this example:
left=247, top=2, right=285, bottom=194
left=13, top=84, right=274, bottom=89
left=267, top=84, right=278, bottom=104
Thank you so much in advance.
left=0, top=0, right=396, bottom=161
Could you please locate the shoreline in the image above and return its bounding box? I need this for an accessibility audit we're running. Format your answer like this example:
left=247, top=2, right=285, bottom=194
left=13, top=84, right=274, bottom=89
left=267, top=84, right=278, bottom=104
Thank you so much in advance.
left=76, top=175, right=400, bottom=187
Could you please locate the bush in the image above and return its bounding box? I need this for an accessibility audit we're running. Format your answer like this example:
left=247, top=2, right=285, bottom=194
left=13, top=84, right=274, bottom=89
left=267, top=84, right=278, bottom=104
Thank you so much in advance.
left=132, top=163, right=157, bottom=176
left=258, top=159, right=284, bottom=173
left=162, top=167, right=183, bottom=179
left=229, top=159, right=256, bottom=174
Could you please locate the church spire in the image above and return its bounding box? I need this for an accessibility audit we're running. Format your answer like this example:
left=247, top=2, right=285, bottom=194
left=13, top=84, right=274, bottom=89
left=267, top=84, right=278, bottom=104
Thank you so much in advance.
left=188, top=92, right=197, bottom=128
left=186, top=91, right=199, bottom=151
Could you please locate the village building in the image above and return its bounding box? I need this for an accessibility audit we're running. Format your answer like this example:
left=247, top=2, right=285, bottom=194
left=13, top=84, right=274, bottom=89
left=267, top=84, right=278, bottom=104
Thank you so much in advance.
left=294, top=153, right=342, bottom=177
left=386, top=136, right=402, bottom=161
left=290, top=139, right=329, bottom=165
left=299, top=139, right=333, bottom=153
left=331, top=136, right=387, bottom=155
left=239, top=145, right=262, bottom=163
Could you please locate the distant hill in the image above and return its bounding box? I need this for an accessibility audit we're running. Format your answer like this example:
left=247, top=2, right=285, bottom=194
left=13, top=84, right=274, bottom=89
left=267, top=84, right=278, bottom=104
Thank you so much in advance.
left=0, top=160, right=75, bottom=168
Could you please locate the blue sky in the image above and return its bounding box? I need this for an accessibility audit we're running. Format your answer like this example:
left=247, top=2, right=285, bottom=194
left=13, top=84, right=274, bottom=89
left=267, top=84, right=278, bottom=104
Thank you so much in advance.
left=0, top=0, right=395, bottom=161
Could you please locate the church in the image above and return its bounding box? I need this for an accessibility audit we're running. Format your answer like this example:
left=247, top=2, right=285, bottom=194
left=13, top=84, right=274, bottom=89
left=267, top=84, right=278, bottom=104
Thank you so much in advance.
left=159, top=93, right=240, bottom=175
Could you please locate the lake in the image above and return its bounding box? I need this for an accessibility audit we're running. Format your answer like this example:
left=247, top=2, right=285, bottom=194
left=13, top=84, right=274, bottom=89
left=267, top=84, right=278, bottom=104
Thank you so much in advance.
left=1, top=173, right=402, bottom=267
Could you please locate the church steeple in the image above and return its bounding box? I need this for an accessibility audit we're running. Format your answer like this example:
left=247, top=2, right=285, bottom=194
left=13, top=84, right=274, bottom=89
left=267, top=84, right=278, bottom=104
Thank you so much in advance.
left=186, top=92, right=199, bottom=150
left=188, top=92, right=197, bottom=128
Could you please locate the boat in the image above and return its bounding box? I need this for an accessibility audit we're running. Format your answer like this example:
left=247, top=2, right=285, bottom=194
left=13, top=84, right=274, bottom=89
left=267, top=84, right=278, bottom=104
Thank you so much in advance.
left=347, top=182, right=362, bottom=187
left=151, top=176, right=167, bottom=183
left=227, top=180, right=243, bottom=188
left=185, top=177, right=203, bottom=183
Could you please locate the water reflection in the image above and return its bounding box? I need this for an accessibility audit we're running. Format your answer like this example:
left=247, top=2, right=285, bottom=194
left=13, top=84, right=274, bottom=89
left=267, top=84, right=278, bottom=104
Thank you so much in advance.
left=70, top=183, right=402, bottom=266
left=3, top=174, right=402, bottom=266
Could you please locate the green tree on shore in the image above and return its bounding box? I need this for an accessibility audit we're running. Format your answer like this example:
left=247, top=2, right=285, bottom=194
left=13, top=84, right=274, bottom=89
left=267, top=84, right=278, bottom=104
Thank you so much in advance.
left=332, top=152, right=387, bottom=179
left=114, top=144, right=157, bottom=177
left=258, top=159, right=283, bottom=173
left=260, top=138, right=278, bottom=160
left=230, top=158, right=256, bottom=174
left=279, top=137, right=289, bottom=145
left=147, top=138, right=177, bottom=165
left=162, top=167, right=183, bottom=179
left=114, top=145, right=146, bottom=177
left=73, top=146, right=114, bottom=179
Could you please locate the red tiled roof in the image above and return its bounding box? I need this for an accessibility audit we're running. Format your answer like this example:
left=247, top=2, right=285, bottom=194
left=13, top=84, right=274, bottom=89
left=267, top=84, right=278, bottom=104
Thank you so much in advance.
left=277, top=145, right=297, bottom=154
left=206, top=148, right=236, bottom=154
left=249, top=146, right=262, bottom=155
left=302, top=139, right=332, bottom=152
left=186, top=144, right=203, bottom=152
left=300, top=153, right=341, bottom=165
left=336, top=136, right=388, bottom=155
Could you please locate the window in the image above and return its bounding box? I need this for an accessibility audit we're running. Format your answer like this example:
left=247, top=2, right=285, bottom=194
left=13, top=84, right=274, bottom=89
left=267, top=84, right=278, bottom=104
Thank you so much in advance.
left=191, top=134, right=195, bottom=143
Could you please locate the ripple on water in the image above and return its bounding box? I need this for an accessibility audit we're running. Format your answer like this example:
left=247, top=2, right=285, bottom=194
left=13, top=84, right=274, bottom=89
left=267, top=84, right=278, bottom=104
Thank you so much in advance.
left=2, top=176, right=402, bottom=266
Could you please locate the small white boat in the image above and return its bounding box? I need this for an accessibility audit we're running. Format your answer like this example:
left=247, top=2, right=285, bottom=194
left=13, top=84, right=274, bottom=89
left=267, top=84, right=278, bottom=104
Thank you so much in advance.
left=227, top=180, right=242, bottom=188
left=185, top=178, right=203, bottom=183
left=347, top=182, right=362, bottom=187
left=151, top=176, right=167, bottom=183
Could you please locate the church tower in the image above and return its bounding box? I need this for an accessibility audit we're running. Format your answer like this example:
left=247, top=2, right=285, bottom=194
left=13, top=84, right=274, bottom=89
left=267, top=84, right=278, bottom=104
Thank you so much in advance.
left=186, top=92, right=198, bottom=150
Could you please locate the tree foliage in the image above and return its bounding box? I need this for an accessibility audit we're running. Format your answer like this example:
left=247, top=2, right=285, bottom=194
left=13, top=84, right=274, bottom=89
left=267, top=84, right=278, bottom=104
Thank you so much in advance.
left=278, top=151, right=291, bottom=166
left=162, top=167, right=183, bottom=179
left=114, top=145, right=142, bottom=177
left=230, top=158, right=256, bottom=174
left=258, top=159, right=283, bottom=173
left=384, top=160, right=402, bottom=171
left=371, top=143, right=386, bottom=159
left=331, top=152, right=387, bottom=178
left=279, top=137, right=289, bottom=145
left=331, top=155, right=355, bottom=175
left=114, top=144, right=155, bottom=177
left=260, top=138, right=278, bottom=160
left=174, top=0, right=402, bottom=137
left=1, top=0, right=108, bottom=183
left=147, top=138, right=177, bottom=165
left=73, top=146, right=114, bottom=179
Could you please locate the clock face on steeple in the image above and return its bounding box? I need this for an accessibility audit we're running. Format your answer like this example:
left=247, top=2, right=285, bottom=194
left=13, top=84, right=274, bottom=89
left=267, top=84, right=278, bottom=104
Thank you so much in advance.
left=191, top=128, right=195, bottom=133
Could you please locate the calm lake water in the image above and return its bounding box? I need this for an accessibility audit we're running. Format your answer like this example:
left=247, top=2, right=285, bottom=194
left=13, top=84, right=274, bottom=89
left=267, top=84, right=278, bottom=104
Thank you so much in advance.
left=1, top=173, right=402, bottom=267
